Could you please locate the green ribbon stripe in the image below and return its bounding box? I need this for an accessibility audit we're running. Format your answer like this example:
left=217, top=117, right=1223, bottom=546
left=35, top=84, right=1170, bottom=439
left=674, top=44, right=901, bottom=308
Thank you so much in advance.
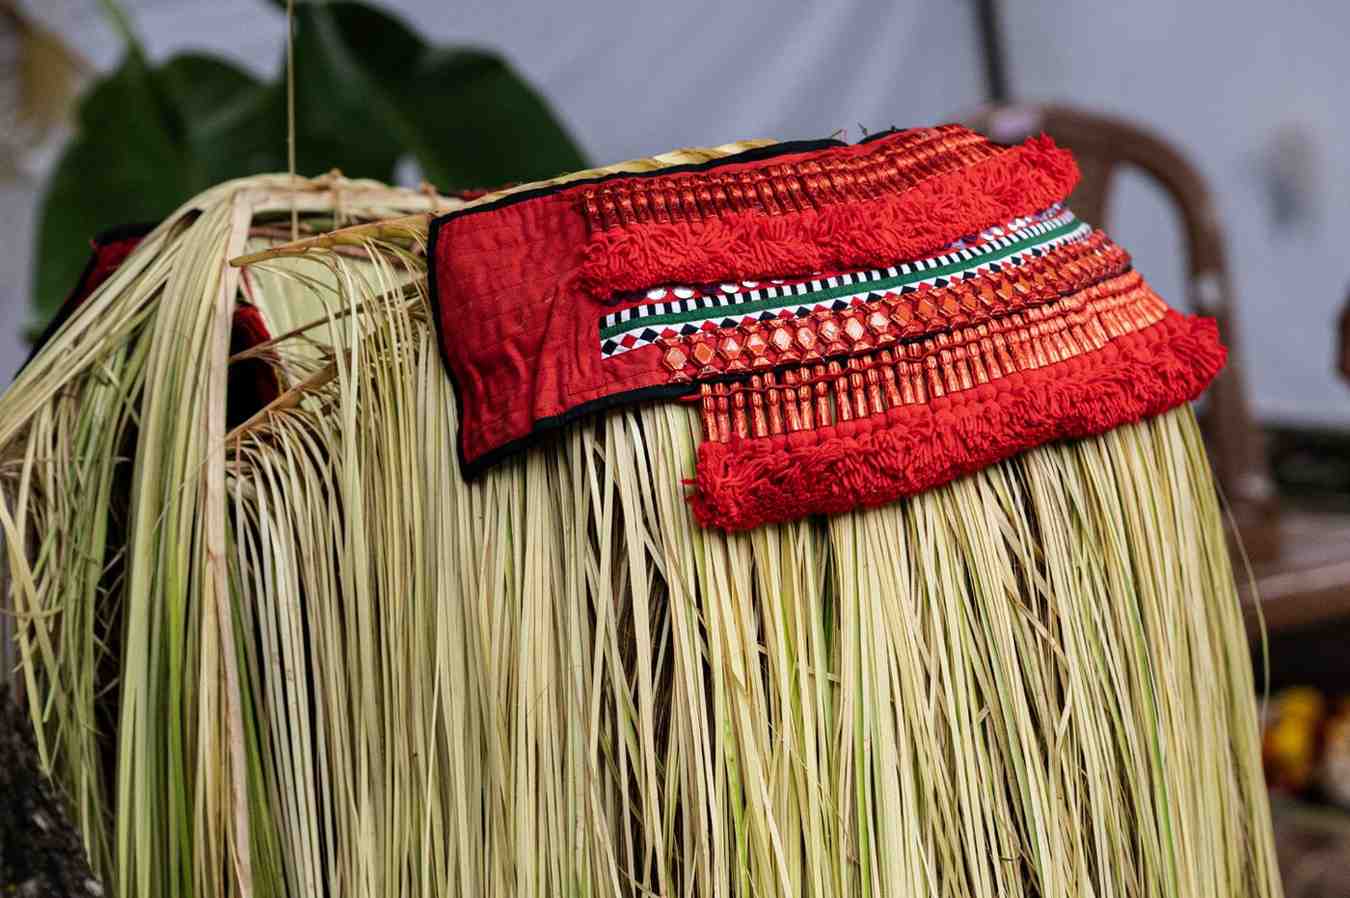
left=600, top=216, right=1085, bottom=340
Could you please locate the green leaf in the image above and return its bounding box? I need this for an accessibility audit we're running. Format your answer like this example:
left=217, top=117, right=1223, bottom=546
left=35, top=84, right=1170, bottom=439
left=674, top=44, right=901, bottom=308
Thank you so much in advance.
left=33, top=54, right=193, bottom=326
left=32, top=51, right=283, bottom=325
left=158, top=55, right=288, bottom=183
left=287, top=3, right=588, bottom=189
left=286, top=2, right=412, bottom=181
left=396, top=47, right=590, bottom=189
left=32, top=1, right=587, bottom=330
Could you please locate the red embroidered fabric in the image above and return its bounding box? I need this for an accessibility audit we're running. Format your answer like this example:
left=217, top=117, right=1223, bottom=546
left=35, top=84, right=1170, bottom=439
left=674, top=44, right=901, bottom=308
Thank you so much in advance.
left=428, top=125, right=1226, bottom=530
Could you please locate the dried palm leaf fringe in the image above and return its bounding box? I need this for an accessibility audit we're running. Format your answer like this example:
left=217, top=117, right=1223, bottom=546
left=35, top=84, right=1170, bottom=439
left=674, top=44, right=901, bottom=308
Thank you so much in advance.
left=0, top=167, right=1281, bottom=898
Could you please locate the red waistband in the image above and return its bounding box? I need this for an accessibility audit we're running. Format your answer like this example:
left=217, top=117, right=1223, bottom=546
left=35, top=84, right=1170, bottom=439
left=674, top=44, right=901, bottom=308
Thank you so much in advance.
left=430, top=125, right=1082, bottom=473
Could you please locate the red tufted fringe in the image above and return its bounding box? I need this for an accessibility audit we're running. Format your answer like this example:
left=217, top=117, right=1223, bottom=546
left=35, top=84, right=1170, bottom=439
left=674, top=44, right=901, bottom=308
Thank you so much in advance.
left=690, top=311, right=1225, bottom=531
left=581, top=136, right=1079, bottom=297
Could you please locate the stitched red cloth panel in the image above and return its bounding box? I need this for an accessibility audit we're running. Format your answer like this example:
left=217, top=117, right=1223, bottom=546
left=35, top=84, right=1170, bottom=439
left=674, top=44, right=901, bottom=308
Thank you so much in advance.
left=428, top=125, right=1226, bottom=529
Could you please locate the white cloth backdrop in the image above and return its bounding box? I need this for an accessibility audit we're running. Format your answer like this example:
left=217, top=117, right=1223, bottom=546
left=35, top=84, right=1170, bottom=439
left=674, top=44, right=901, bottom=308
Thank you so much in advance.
left=4, top=0, right=1349, bottom=426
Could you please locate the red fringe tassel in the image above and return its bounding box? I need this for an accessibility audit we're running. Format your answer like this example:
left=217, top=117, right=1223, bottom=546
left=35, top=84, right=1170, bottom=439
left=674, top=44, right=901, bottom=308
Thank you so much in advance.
left=690, top=311, right=1225, bottom=531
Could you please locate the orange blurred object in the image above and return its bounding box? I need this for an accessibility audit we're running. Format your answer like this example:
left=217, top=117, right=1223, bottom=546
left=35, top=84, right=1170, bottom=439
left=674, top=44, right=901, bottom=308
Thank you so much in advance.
left=1263, top=687, right=1327, bottom=792
left=1321, top=698, right=1350, bottom=808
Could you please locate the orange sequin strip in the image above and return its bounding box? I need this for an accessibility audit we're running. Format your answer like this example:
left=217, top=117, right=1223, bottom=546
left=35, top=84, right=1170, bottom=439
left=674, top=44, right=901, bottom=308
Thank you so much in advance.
left=697, top=271, right=1167, bottom=444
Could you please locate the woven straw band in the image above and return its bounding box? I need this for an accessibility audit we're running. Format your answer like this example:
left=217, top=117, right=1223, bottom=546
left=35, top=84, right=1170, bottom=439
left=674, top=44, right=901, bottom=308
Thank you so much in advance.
left=428, top=124, right=1225, bottom=530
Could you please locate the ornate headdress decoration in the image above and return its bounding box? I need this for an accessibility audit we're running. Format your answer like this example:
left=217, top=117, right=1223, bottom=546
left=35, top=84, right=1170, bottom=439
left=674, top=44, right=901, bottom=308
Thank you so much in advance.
left=429, top=125, right=1223, bottom=529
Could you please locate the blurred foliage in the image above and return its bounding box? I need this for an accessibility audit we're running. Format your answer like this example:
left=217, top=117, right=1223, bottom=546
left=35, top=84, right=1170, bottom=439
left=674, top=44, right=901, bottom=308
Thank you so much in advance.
left=32, top=0, right=588, bottom=330
left=1, top=2, right=91, bottom=178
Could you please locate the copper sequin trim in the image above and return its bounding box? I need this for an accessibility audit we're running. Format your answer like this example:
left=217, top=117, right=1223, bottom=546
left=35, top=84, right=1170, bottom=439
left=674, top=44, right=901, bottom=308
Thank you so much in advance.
left=697, top=271, right=1167, bottom=444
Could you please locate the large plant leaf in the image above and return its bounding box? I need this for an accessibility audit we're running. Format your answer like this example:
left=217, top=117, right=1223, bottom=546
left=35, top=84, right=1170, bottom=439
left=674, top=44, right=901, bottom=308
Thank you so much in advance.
left=289, top=2, right=588, bottom=189
left=31, top=51, right=270, bottom=328
left=31, top=0, right=587, bottom=329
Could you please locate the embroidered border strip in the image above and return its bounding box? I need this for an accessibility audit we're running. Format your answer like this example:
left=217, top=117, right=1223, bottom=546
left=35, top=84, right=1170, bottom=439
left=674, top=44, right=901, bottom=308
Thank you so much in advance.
left=598, top=206, right=1088, bottom=358
left=655, top=230, right=1130, bottom=381
left=694, top=270, right=1166, bottom=444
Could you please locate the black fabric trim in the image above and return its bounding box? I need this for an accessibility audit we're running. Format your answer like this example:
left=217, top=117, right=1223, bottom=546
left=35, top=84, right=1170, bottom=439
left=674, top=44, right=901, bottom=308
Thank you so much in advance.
left=430, top=137, right=846, bottom=230
left=424, top=212, right=469, bottom=469
left=858, top=126, right=909, bottom=144
left=91, top=221, right=160, bottom=245
left=20, top=221, right=158, bottom=375
left=458, top=382, right=696, bottom=480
